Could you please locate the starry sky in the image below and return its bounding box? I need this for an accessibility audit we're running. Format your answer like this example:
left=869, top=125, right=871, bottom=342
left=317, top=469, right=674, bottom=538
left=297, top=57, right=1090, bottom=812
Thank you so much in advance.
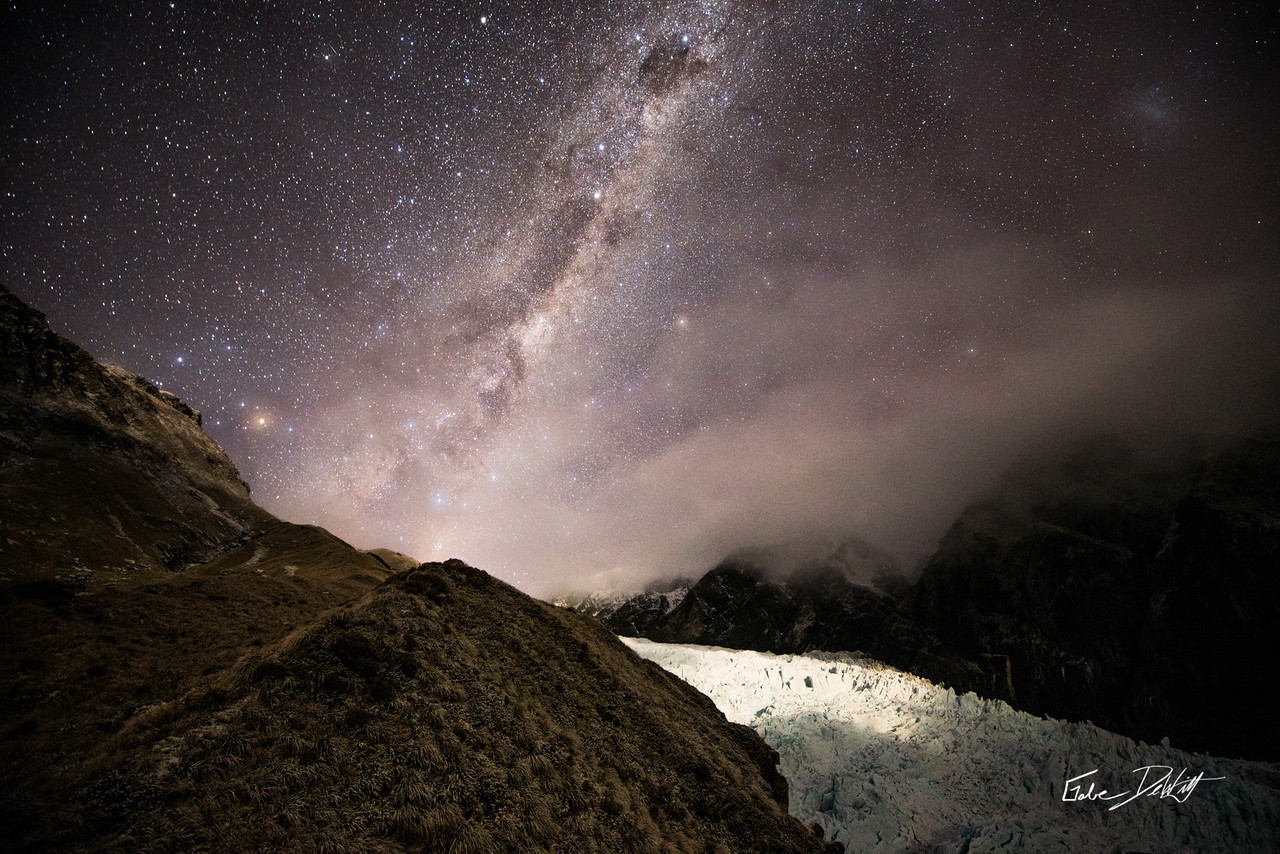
left=4, top=1, right=1279, bottom=595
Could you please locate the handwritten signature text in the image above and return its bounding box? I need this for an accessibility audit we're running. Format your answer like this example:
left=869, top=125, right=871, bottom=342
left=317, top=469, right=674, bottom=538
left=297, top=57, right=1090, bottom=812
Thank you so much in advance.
left=1062, top=766, right=1225, bottom=810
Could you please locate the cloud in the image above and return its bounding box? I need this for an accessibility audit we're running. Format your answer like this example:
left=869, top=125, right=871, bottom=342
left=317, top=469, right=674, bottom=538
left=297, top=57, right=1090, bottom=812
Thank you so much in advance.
left=242, top=3, right=1280, bottom=599
left=446, top=274, right=1280, bottom=598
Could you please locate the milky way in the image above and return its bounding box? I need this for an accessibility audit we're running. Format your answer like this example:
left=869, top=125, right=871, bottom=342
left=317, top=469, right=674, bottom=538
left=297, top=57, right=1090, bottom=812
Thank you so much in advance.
left=5, top=2, right=1278, bottom=594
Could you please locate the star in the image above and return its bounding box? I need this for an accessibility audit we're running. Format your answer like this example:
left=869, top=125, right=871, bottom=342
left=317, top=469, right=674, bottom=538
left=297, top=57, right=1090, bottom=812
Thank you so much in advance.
left=2, top=0, right=1275, bottom=596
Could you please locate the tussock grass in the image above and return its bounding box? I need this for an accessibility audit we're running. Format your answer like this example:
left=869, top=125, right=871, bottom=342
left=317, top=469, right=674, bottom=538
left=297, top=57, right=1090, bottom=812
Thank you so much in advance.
left=7, top=555, right=835, bottom=854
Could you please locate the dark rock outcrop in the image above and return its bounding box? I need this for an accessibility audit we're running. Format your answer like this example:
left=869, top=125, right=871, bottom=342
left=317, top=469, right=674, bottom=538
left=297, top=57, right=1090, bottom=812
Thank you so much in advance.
left=907, top=432, right=1280, bottom=760
left=593, top=543, right=986, bottom=702
left=1, top=285, right=262, bottom=582
left=1135, top=431, right=1280, bottom=759
left=568, top=579, right=692, bottom=637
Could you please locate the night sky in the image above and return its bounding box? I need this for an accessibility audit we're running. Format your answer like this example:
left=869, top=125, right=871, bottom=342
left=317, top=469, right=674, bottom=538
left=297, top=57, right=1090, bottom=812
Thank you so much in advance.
left=4, top=2, right=1278, bottom=595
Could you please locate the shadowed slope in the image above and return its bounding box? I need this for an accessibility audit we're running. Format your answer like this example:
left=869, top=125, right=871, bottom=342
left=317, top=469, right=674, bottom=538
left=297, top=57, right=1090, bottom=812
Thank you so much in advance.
left=43, top=561, right=828, bottom=853
left=1, top=284, right=263, bottom=584
left=2, top=283, right=394, bottom=809
left=908, top=432, right=1280, bottom=760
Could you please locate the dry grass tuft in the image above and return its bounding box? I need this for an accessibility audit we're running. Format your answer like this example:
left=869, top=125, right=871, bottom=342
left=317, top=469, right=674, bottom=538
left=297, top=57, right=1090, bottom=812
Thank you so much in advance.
left=5, top=552, right=833, bottom=854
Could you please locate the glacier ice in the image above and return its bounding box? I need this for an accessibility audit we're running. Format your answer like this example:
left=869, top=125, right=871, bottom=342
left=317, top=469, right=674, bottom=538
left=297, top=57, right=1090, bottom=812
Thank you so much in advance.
left=624, top=638, right=1280, bottom=852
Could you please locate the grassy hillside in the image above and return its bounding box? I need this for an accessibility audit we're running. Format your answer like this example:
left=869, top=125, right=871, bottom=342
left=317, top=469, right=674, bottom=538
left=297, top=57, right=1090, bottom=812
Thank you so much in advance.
left=0, top=285, right=836, bottom=853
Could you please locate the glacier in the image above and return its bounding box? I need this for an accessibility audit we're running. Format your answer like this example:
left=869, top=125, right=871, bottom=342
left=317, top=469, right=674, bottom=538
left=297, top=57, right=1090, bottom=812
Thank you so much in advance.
left=624, top=638, right=1280, bottom=852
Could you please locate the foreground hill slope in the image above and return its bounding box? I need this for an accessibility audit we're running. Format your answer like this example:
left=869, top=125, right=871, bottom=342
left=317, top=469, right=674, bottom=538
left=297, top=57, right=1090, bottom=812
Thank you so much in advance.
left=0, top=285, right=834, bottom=853
left=31, top=561, right=828, bottom=853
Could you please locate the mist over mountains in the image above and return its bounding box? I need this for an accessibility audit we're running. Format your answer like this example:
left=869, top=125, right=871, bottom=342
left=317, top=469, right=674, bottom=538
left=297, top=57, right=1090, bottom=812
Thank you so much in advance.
left=579, top=428, right=1280, bottom=763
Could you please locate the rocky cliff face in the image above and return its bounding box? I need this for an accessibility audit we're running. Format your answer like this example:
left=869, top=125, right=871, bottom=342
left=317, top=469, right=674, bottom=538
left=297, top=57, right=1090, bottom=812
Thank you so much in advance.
left=0, top=286, right=835, bottom=853
left=1136, top=432, right=1280, bottom=759
left=565, top=580, right=691, bottom=637
left=907, top=433, right=1280, bottom=760
left=1, top=285, right=264, bottom=587
left=590, top=542, right=987, bottom=704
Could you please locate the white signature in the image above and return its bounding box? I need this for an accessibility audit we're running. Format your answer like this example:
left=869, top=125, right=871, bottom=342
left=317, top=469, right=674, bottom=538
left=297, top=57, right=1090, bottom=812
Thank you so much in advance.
left=1062, top=766, right=1226, bottom=810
